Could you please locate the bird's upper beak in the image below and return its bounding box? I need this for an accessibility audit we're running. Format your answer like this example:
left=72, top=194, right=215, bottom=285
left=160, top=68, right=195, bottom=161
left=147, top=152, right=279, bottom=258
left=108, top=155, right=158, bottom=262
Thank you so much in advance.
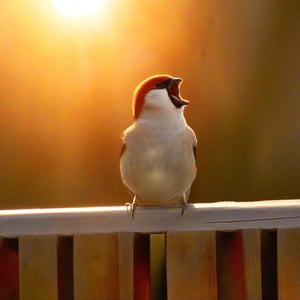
left=167, top=78, right=189, bottom=108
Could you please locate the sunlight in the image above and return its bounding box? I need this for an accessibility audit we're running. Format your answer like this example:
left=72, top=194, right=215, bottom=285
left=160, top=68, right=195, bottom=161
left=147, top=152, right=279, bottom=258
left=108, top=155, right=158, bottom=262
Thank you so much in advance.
left=52, top=0, right=105, bottom=18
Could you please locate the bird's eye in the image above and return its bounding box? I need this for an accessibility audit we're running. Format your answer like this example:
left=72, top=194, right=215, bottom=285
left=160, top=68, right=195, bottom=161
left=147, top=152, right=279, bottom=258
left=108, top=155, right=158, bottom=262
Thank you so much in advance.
left=156, top=79, right=171, bottom=89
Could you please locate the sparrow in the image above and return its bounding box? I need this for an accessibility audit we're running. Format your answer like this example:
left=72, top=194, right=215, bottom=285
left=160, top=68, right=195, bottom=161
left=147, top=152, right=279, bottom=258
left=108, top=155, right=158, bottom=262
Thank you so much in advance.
left=120, top=74, right=197, bottom=217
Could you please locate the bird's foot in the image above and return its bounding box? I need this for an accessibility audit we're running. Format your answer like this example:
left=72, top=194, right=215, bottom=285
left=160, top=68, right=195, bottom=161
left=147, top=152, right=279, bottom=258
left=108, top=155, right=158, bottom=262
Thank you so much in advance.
left=125, top=195, right=137, bottom=219
left=181, top=202, right=187, bottom=216
left=181, top=193, right=187, bottom=216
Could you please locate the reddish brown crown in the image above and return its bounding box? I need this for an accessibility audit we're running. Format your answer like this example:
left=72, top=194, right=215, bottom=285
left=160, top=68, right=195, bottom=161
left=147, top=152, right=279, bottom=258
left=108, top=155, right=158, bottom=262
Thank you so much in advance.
left=132, top=74, right=173, bottom=119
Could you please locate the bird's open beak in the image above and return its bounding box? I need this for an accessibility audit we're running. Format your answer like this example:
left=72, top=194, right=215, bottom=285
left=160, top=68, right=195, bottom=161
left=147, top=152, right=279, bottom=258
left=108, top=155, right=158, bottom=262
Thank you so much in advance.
left=167, top=78, right=189, bottom=108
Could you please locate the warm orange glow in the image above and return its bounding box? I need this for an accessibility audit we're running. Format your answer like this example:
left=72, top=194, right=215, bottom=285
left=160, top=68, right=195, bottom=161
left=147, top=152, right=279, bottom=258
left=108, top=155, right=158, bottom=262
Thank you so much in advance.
left=52, top=0, right=105, bottom=18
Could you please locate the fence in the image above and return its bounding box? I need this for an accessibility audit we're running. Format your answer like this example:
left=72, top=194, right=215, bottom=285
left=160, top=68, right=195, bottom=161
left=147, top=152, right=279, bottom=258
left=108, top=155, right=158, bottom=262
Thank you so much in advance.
left=1, top=200, right=300, bottom=299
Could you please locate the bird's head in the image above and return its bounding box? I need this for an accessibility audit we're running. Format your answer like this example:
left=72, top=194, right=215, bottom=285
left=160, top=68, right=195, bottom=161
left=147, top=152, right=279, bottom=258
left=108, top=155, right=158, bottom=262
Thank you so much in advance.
left=132, top=74, right=189, bottom=120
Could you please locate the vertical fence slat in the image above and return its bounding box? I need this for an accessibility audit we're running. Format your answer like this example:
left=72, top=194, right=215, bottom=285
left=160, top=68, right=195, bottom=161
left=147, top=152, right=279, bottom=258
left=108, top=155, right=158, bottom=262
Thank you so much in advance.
left=19, top=236, right=58, bottom=300
left=167, top=231, right=217, bottom=300
left=119, top=233, right=151, bottom=300
left=216, top=231, right=246, bottom=300
left=242, top=230, right=262, bottom=300
left=278, top=229, right=300, bottom=300
left=150, top=234, right=166, bottom=300
left=0, top=238, right=19, bottom=300
left=119, top=232, right=134, bottom=300
left=74, top=233, right=119, bottom=300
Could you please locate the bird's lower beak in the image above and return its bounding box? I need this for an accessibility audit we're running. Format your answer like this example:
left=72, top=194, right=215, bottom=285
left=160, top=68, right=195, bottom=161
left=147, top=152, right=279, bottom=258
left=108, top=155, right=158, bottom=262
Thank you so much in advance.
left=168, top=78, right=189, bottom=108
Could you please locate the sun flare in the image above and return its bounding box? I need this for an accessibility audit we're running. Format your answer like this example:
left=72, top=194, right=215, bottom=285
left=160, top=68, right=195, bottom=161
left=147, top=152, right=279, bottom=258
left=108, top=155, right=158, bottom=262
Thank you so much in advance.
left=52, top=0, right=104, bottom=18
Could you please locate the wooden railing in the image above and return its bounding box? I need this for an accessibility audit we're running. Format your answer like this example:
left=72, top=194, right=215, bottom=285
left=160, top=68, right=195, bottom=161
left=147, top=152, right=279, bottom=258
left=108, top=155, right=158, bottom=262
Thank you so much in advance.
left=1, top=200, right=300, bottom=299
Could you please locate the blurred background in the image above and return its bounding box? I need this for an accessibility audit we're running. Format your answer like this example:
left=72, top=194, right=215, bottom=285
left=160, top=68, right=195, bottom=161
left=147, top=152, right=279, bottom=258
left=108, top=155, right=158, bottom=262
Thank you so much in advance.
left=0, top=1, right=299, bottom=299
left=0, top=0, right=299, bottom=209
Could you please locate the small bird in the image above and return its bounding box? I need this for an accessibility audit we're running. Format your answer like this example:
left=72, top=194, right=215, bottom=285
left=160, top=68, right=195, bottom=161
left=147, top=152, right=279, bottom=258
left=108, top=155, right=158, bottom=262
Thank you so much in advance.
left=120, top=74, right=197, bottom=217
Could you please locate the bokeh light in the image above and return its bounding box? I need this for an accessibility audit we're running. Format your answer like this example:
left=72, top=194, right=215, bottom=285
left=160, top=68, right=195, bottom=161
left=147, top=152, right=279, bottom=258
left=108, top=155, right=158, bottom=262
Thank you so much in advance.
left=52, top=0, right=104, bottom=18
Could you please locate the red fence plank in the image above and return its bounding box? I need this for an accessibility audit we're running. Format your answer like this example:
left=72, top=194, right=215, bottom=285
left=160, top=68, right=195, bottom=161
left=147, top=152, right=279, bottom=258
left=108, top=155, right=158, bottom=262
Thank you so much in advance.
left=0, top=238, right=19, bottom=300
left=134, top=234, right=150, bottom=300
left=216, top=231, right=246, bottom=300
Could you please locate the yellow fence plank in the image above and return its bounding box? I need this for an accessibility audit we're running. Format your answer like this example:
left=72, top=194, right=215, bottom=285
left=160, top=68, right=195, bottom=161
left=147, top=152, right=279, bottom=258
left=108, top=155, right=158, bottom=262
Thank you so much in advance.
left=167, top=231, right=217, bottom=300
left=19, top=236, right=58, bottom=300
left=278, top=229, right=300, bottom=300
left=74, top=233, right=119, bottom=300
left=151, top=234, right=166, bottom=300
left=242, top=230, right=262, bottom=300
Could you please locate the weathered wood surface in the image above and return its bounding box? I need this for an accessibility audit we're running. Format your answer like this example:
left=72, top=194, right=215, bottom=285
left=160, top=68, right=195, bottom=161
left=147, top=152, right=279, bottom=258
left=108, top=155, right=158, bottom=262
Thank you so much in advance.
left=1, top=200, right=300, bottom=236
left=19, top=236, right=58, bottom=300
left=167, top=231, right=217, bottom=300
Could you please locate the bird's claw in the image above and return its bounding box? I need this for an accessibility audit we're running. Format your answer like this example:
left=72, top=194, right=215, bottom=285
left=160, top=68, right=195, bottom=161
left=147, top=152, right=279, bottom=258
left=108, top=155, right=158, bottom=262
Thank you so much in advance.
left=181, top=202, right=187, bottom=216
left=125, top=196, right=137, bottom=219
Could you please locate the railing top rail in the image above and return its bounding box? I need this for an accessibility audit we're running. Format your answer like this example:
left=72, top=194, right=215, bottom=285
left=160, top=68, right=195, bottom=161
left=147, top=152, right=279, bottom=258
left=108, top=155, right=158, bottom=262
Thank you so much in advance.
left=1, top=200, right=300, bottom=237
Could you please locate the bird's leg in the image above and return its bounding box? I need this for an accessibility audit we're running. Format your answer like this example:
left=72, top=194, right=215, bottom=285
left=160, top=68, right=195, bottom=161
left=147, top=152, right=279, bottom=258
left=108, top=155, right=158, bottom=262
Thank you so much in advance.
left=125, top=195, right=137, bottom=219
left=181, top=193, right=187, bottom=216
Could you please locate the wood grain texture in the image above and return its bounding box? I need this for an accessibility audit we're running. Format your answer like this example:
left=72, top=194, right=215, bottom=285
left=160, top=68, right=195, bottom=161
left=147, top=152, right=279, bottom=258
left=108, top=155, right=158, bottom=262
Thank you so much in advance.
left=73, top=233, right=119, bottom=300
left=1, top=200, right=300, bottom=236
left=166, top=231, right=217, bottom=300
left=19, top=236, right=58, bottom=300
left=278, top=229, right=300, bottom=300
left=242, top=230, right=262, bottom=300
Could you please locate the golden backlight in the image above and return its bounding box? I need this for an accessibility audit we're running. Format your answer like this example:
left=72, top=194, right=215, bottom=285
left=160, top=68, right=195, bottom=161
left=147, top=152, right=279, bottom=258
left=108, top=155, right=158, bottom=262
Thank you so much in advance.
left=52, top=0, right=104, bottom=18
